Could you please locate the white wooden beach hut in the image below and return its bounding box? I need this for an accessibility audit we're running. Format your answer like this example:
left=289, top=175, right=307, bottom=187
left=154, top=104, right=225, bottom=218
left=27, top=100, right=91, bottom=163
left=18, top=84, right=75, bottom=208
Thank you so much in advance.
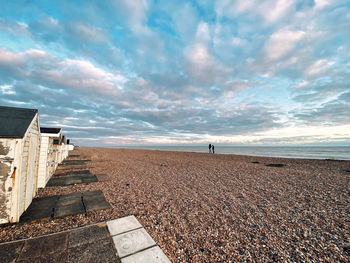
left=37, top=127, right=62, bottom=188
left=0, top=106, right=40, bottom=224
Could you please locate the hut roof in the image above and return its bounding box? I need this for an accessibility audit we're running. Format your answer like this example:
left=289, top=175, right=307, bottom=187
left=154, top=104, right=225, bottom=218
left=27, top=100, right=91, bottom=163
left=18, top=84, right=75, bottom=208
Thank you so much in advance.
left=0, top=106, right=38, bottom=138
left=40, top=127, right=61, bottom=134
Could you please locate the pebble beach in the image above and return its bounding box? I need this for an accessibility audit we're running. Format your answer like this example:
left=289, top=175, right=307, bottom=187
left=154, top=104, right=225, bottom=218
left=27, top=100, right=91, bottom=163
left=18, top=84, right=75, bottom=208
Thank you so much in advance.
left=1, top=147, right=349, bottom=262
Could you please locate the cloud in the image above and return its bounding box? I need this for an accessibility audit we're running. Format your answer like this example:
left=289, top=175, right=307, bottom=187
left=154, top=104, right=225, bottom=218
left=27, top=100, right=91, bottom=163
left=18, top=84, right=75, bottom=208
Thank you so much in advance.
left=260, top=0, right=295, bottom=23
left=111, top=0, right=149, bottom=33
left=293, top=80, right=309, bottom=88
left=264, top=29, right=305, bottom=60
left=304, top=59, right=335, bottom=76
left=0, top=48, right=126, bottom=97
left=1, top=0, right=349, bottom=146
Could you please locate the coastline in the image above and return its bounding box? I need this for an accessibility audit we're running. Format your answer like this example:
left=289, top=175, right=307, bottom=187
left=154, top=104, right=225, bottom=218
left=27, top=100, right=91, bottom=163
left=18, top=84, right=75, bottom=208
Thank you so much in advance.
left=113, top=145, right=350, bottom=161
left=1, top=147, right=349, bottom=261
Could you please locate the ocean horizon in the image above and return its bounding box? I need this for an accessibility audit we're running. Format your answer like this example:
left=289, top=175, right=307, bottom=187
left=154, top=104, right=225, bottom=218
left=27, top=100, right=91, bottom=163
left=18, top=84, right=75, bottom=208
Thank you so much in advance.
left=116, top=145, right=350, bottom=160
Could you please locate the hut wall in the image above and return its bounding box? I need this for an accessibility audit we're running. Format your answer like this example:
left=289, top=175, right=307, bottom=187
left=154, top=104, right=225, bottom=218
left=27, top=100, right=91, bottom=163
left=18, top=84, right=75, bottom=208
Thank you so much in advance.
left=38, top=134, right=60, bottom=188
left=18, top=114, right=40, bottom=216
left=38, top=136, right=49, bottom=188
left=0, top=113, right=40, bottom=223
left=0, top=139, right=20, bottom=224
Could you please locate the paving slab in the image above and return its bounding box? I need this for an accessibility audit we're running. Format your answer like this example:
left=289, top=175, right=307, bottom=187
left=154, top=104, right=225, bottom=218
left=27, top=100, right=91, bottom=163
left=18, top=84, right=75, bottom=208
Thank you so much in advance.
left=18, top=232, right=68, bottom=261
left=54, top=169, right=93, bottom=177
left=83, top=190, right=111, bottom=211
left=68, top=223, right=110, bottom=248
left=67, top=154, right=81, bottom=158
left=121, top=246, right=171, bottom=263
left=20, top=195, right=59, bottom=222
left=55, top=196, right=85, bottom=218
left=1, top=216, right=171, bottom=262
left=20, top=191, right=110, bottom=222
left=96, top=173, right=110, bottom=181
left=0, top=223, right=120, bottom=263
left=0, top=241, right=24, bottom=262
left=61, top=159, right=91, bottom=165
left=112, top=228, right=156, bottom=258
left=55, top=164, right=93, bottom=171
left=67, top=237, right=118, bottom=263
left=46, top=174, right=98, bottom=187
left=107, top=215, right=142, bottom=236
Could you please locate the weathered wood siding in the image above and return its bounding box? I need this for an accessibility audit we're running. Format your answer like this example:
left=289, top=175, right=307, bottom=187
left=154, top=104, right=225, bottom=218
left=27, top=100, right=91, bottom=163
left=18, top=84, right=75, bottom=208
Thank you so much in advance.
left=0, top=113, right=40, bottom=223
left=38, top=136, right=49, bottom=188
left=38, top=134, right=61, bottom=188
left=0, top=139, right=18, bottom=224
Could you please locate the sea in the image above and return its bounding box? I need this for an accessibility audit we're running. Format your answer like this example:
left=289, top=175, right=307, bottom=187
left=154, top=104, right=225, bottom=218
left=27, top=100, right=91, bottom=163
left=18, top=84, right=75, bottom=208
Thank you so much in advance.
left=121, top=146, right=350, bottom=160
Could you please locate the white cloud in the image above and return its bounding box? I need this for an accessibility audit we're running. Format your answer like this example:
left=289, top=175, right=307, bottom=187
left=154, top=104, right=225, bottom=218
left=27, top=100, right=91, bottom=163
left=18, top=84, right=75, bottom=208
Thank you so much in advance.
left=264, top=29, right=305, bottom=60
left=184, top=43, right=230, bottom=84
left=261, top=0, right=294, bottom=23
left=0, top=48, right=127, bottom=96
left=305, top=59, right=335, bottom=76
left=314, top=0, right=333, bottom=9
left=293, top=80, right=309, bottom=88
left=113, top=0, right=148, bottom=32
left=0, top=84, right=15, bottom=95
left=195, top=22, right=211, bottom=43
left=72, top=23, right=107, bottom=42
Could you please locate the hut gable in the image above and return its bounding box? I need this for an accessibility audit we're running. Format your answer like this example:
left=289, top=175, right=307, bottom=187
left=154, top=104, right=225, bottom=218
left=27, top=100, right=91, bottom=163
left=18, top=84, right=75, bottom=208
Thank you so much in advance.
left=0, top=106, right=38, bottom=138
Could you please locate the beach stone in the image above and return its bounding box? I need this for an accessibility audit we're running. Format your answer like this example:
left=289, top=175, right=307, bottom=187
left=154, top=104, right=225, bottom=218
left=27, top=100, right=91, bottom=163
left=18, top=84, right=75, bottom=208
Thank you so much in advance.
left=107, top=215, right=142, bottom=236
left=112, top=228, right=156, bottom=258
left=121, top=246, right=171, bottom=263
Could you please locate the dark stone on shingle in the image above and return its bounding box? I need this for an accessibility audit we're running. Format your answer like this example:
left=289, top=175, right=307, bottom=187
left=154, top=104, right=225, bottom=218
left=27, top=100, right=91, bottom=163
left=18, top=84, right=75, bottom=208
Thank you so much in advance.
left=265, top=163, right=285, bottom=167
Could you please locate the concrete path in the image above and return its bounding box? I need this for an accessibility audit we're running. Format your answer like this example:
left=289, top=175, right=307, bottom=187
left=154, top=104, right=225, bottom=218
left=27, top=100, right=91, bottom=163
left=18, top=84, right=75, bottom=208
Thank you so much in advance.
left=0, top=216, right=171, bottom=263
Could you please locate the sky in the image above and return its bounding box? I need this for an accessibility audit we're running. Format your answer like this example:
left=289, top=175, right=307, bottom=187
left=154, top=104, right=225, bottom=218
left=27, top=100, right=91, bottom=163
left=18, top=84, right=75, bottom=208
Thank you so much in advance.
left=0, top=0, right=349, bottom=146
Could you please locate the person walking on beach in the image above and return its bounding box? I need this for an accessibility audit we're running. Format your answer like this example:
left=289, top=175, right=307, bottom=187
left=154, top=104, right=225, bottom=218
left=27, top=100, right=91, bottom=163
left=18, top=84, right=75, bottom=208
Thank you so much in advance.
left=212, top=144, right=215, bottom=154
left=208, top=144, right=212, bottom=153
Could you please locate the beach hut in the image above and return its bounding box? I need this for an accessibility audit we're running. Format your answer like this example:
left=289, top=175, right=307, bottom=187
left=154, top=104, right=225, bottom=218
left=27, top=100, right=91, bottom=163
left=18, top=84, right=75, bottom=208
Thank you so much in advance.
left=0, top=106, right=40, bottom=224
left=38, top=127, right=62, bottom=188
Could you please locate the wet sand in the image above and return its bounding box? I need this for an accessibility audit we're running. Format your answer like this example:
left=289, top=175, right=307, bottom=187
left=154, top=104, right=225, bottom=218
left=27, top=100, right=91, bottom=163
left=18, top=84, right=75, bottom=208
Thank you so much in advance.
left=1, top=147, right=349, bottom=262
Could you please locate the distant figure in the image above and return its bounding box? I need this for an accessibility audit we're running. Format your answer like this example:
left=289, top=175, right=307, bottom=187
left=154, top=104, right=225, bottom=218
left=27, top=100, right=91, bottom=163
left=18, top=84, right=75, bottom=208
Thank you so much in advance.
left=212, top=144, right=215, bottom=154
left=208, top=144, right=212, bottom=153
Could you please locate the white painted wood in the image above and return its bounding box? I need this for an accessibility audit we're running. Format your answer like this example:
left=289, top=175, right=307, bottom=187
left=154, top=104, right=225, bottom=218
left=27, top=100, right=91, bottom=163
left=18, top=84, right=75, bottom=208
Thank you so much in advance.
left=0, top=112, right=40, bottom=223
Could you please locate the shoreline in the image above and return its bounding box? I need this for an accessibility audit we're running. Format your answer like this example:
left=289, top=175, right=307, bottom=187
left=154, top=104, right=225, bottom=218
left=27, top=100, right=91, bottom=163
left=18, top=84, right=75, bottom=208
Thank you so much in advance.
left=1, top=147, right=349, bottom=261
left=82, top=145, right=350, bottom=161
